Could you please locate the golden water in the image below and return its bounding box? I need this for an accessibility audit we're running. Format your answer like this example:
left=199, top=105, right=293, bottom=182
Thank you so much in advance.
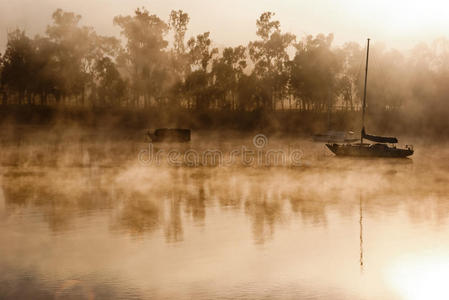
left=0, top=131, right=448, bottom=299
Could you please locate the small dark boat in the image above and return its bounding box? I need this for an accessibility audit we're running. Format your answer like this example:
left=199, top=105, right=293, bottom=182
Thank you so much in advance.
left=147, top=128, right=191, bottom=142
left=326, top=39, right=414, bottom=158
left=313, top=130, right=358, bottom=143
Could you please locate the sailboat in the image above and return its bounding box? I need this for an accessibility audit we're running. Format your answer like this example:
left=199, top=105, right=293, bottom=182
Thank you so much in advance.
left=326, top=39, right=414, bottom=158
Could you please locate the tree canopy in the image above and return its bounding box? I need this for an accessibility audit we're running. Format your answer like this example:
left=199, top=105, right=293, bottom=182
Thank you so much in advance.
left=1, top=7, right=449, bottom=119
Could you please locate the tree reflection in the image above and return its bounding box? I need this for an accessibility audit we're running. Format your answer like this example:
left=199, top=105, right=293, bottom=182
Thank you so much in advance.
left=1, top=168, right=117, bottom=232
left=289, top=195, right=328, bottom=226
left=164, top=195, right=183, bottom=243
left=114, top=192, right=161, bottom=235
left=245, top=198, right=282, bottom=244
left=2, top=149, right=449, bottom=243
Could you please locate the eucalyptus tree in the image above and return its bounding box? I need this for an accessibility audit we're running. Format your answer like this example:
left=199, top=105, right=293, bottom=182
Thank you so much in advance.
left=211, top=46, right=247, bottom=110
left=46, top=9, right=94, bottom=104
left=187, top=32, right=218, bottom=72
left=406, top=42, right=436, bottom=114
left=114, top=8, right=170, bottom=107
left=337, top=42, right=363, bottom=111
left=248, top=12, right=295, bottom=110
left=0, top=53, right=4, bottom=105
left=169, top=9, right=190, bottom=62
left=424, top=38, right=449, bottom=111
left=290, top=34, right=341, bottom=111
left=183, top=32, right=218, bottom=110
left=1, top=29, right=34, bottom=104
left=1, top=30, right=60, bottom=105
left=168, top=10, right=190, bottom=108
left=93, top=57, right=127, bottom=106
left=31, top=36, right=60, bottom=105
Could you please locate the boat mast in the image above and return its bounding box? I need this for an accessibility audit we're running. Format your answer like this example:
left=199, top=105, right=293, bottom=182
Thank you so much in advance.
left=361, top=38, right=370, bottom=144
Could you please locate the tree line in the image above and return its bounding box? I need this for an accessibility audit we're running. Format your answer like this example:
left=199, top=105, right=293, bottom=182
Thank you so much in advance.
left=1, top=8, right=449, bottom=115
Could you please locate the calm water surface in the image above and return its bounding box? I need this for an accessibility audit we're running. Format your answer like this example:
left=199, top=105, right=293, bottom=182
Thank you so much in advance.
left=1, top=131, right=448, bottom=299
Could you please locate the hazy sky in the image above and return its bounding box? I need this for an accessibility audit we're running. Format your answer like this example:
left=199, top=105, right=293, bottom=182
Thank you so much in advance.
left=1, top=0, right=449, bottom=52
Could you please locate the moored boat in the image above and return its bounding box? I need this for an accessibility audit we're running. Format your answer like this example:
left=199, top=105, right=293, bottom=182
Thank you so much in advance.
left=147, top=128, right=191, bottom=142
left=326, top=38, right=414, bottom=158
left=326, top=142, right=414, bottom=158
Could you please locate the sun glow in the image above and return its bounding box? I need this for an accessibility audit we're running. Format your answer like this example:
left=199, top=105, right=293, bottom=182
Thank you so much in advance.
left=387, top=253, right=449, bottom=300
left=2, top=0, right=449, bottom=51
left=384, top=0, right=449, bottom=32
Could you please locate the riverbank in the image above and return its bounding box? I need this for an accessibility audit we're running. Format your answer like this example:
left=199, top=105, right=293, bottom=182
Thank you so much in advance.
left=0, top=105, right=445, bottom=138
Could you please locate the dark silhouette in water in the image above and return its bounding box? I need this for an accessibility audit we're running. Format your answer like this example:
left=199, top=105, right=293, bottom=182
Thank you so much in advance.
left=147, top=128, right=191, bottom=142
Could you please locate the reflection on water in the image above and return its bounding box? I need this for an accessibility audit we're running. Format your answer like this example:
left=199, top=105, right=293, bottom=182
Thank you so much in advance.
left=360, top=196, right=364, bottom=271
left=1, top=131, right=449, bottom=299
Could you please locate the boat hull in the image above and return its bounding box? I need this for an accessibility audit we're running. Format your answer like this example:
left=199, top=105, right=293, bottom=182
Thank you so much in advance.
left=326, top=143, right=413, bottom=158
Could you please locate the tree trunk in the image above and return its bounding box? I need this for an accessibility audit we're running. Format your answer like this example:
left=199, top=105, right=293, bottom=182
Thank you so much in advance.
left=26, top=91, right=32, bottom=105
left=41, top=91, right=47, bottom=105
left=133, top=91, right=138, bottom=108
left=81, top=86, right=85, bottom=106
left=55, top=93, right=61, bottom=105
left=18, top=90, right=24, bottom=105
left=144, top=94, right=148, bottom=108
left=2, top=91, right=7, bottom=105
left=350, top=93, right=354, bottom=111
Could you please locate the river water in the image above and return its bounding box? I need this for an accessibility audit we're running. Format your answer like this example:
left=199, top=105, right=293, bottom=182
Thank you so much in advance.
left=0, top=130, right=448, bottom=299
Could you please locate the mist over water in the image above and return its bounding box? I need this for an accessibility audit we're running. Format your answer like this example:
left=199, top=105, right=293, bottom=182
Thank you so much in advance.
left=1, top=128, right=449, bottom=299
left=2, top=2, right=449, bottom=299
